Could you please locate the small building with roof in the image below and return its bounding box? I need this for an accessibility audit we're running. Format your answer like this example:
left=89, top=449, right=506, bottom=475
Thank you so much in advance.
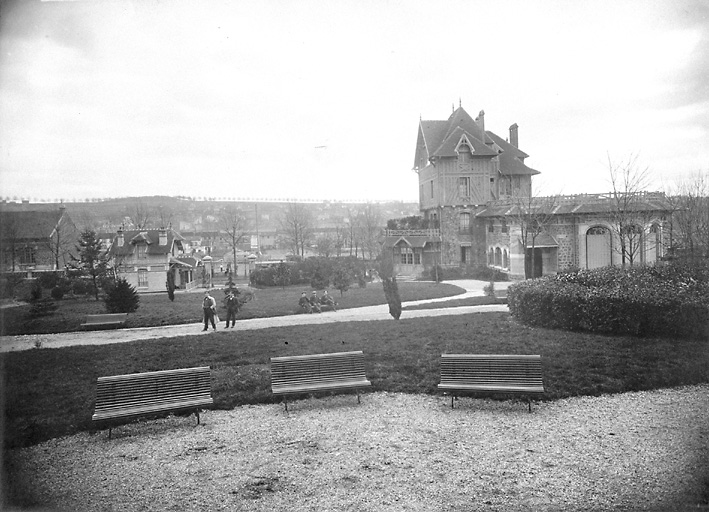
left=0, top=206, right=78, bottom=275
left=107, top=227, right=197, bottom=292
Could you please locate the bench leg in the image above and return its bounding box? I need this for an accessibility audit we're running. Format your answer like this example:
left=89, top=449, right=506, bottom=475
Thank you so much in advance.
left=196, top=410, right=201, bottom=425
left=357, top=390, right=361, bottom=404
left=108, top=427, right=112, bottom=440
left=528, top=397, right=532, bottom=413
left=284, top=396, right=288, bottom=412
left=451, top=395, right=455, bottom=409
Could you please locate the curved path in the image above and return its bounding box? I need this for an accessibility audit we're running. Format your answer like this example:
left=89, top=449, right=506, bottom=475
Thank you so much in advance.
left=0, top=280, right=511, bottom=353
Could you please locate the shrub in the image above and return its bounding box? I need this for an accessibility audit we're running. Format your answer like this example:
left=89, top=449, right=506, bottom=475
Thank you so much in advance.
left=27, top=299, right=57, bottom=318
left=50, top=286, right=65, bottom=300
left=1, top=274, right=26, bottom=299
left=29, top=280, right=43, bottom=302
left=310, top=267, right=329, bottom=289
left=71, top=278, right=93, bottom=296
left=333, top=268, right=352, bottom=296
left=104, top=278, right=140, bottom=313
left=508, top=263, right=709, bottom=339
left=37, top=272, right=62, bottom=290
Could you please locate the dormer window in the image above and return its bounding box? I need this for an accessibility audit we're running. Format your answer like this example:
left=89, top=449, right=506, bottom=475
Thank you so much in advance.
left=137, top=244, right=147, bottom=259
left=457, top=143, right=472, bottom=164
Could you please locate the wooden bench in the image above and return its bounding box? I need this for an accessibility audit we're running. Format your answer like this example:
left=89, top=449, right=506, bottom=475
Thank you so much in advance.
left=92, top=366, right=213, bottom=438
left=438, top=354, right=544, bottom=412
left=81, top=313, right=128, bottom=329
left=270, top=351, right=371, bottom=411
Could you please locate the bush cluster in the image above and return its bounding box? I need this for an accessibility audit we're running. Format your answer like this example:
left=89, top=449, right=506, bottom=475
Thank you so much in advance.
left=507, top=262, right=709, bottom=339
left=250, top=257, right=367, bottom=291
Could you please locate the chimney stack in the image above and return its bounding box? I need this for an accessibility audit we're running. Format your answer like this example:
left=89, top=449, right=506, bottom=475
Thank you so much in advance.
left=117, top=228, right=124, bottom=247
left=509, top=123, right=519, bottom=148
left=159, top=228, right=168, bottom=246
left=476, top=110, right=486, bottom=140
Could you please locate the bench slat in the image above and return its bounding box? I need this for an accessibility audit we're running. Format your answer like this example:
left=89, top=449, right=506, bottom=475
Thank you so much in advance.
left=270, top=351, right=370, bottom=409
left=438, top=354, right=545, bottom=410
left=92, top=367, right=213, bottom=434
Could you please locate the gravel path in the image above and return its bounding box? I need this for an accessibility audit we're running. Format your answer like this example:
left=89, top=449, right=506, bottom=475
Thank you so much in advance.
left=8, top=386, right=709, bottom=511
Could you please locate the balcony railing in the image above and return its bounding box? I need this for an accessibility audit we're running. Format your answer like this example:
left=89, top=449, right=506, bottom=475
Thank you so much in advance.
left=385, top=229, right=440, bottom=237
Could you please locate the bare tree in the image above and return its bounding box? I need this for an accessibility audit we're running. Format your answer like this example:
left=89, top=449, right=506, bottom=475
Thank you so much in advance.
left=315, top=233, right=335, bottom=257
left=346, top=207, right=362, bottom=257
left=0, top=214, right=21, bottom=271
left=332, top=223, right=348, bottom=257
left=509, top=192, right=560, bottom=279
left=357, top=203, right=383, bottom=261
left=220, top=206, right=250, bottom=273
left=124, top=199, right=153, bottom=230
left=279, top=203, right=314, bottom=258
left=45, top=212, right=78, bottom=270
left=156, top=203, right=175, bottom=229
left=666, top=170, right=709, bottom=260
left=607, top=153, right=655, bottom=267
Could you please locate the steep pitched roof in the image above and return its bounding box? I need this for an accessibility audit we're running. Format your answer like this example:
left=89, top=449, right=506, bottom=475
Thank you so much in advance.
left=0, top=210, right=66, bottom=241
left=108, top=229, right=185, bottom=257
left=415, top=107, right=498, bottom=167
left=485, top=131, right=539, bottom=176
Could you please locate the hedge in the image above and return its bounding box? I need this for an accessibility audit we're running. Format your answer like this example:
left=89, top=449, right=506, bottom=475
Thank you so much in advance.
left=507, top=263, right=709, bottom=339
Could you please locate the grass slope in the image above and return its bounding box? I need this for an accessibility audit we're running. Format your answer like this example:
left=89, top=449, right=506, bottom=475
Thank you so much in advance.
left=3, top=312, right=708, bottom=448
left=1, top=282, right=464, bottom=335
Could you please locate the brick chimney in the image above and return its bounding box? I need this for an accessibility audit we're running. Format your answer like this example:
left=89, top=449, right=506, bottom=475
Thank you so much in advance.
left=117, top=227, right=124, bottom=247
left=509, top=123, right=519, bottom=148
left=475, top=110, right=485, bottom=131
left=159, top=228, right=168, bottom=246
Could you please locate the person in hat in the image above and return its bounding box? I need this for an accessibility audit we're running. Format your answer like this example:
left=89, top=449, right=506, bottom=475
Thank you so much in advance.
left=309, top=290, right=322, bottom=313
left=202, top=290, right=217, bottom=331
left=299, top=291, right=312, bottom=313
left=224, top=290, right=239, bottom=328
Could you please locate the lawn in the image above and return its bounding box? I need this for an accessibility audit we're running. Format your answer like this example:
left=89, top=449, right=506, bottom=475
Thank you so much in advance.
left=3, top=312, right=707, bottom=449
left=0, top=281, right=465, bottom=335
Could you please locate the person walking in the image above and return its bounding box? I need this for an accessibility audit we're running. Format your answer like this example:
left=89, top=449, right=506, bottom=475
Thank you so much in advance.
left=202, top=290, right=217, bottom=331
left=224, top=290, right=239, bottom=328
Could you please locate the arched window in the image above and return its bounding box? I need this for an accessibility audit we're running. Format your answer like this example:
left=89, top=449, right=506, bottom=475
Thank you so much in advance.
left=459, top=212, right=470, bottom=231
left=488, top=248, right=494, bottom=265
left=495, top=247, right=502, bottom=266
left=503, top=249, right=509, bottom=269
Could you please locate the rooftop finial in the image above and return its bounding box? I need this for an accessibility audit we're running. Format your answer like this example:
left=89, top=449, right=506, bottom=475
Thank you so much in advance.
left=459, top=98, right=462, bottom=108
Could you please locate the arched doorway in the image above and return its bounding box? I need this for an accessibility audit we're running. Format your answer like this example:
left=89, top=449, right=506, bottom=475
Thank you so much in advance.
left=586, top=226, right=611, bottom=269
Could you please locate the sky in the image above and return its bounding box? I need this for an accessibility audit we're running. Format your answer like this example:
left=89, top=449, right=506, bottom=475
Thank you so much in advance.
left=1, top=0, right=708, bottom=203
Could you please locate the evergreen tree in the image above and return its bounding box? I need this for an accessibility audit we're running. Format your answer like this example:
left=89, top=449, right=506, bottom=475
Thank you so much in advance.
left=71, top=230, right=110, bottom=300
left=104, top=278, right=140, bottom=313
left=166, top=267, right=176, bottom=302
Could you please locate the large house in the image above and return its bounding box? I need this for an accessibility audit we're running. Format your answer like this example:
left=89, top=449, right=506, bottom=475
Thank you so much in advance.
left=107, top=227, right=197, bottom=292
left=385, top=105, right=673, bottom=279
left=0, top=206, right=78, bottom=275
